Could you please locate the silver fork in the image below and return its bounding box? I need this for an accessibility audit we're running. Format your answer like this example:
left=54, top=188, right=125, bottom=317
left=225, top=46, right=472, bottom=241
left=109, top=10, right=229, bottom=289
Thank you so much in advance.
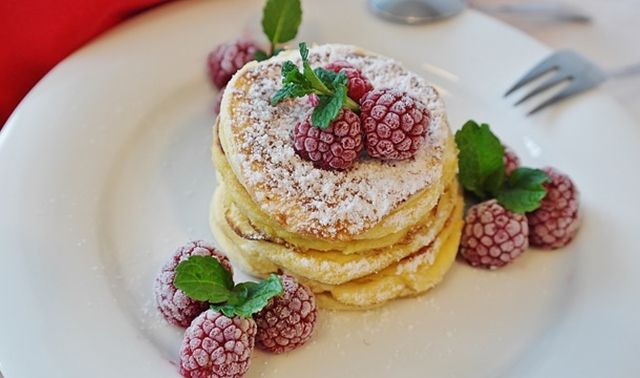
left=505, top=49, right=640, bottom=115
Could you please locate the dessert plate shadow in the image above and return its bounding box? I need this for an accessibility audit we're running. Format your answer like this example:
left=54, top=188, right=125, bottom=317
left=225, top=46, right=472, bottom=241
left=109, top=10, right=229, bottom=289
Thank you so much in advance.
left=1, top=0, right=639, bottom=377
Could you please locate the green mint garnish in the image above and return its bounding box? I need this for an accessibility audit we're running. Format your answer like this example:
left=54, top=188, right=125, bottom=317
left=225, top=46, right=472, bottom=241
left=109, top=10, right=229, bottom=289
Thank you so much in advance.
left=254, top=50, right=270, bottom=62
left=174, top=257, right=284, bottom=319
left=271, top=42, right=359, bottom=129
left=313, top=67, right=338, bottom=85
left=212, top=275, right=283, bottom=318
left=455, top=120, right=505, bottom=198
left=311, top=73, right=348, bottom=129
left=496, top=167, right=551, bottom=213
left=174, top=255, right=234, bottom=303
left=455, top=120, right=550, bottom=213
left=261, top=0, right=302, bottom=56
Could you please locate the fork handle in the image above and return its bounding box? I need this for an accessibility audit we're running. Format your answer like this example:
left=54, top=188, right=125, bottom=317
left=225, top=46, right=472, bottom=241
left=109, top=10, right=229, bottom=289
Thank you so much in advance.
left=608, top=63, right=640, bottom=78
left=472, top=2, right=592, bottom=23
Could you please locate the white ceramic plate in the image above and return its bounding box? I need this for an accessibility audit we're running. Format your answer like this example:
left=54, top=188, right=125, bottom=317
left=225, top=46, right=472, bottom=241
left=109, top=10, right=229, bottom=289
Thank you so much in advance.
left=1, top=0, right=639, bottom=377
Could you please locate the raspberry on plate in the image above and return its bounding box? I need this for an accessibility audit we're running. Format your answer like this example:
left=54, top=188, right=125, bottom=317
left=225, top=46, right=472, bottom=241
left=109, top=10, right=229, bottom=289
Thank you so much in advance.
left=528, top=167, right=580, bottom=249
left=460, top=200, right=529, bottom=269
left=360, top=88, right=430, bottom=160
left=293, top=108, right=363, bottom=170
left=254, top=275, right=317, bottom=354
left=324, top=61, right=373, bottom=102
left=179, top=310, right=256, bottom=378
left=207, top=38, right=258, bottom=89
left=155, top=241, right=233, bottom=328
left=503, top=145, right=520, bottom=175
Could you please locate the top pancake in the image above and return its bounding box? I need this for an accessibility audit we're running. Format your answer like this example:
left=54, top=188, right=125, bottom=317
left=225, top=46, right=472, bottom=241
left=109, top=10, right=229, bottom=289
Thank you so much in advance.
left=218, top=44, right=452, bottom=240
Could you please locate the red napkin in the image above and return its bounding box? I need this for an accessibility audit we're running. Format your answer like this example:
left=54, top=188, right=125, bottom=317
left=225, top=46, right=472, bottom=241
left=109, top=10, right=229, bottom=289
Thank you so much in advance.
left=0, top=0, right=169, bottom=128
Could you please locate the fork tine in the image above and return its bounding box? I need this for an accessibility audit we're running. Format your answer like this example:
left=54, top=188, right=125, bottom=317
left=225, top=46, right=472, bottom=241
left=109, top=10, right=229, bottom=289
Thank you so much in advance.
left=514, top=73, right=569, bottom=106
left=504, top=54, right=560, bottom=96
left=527, top=78, right=594, bottom=115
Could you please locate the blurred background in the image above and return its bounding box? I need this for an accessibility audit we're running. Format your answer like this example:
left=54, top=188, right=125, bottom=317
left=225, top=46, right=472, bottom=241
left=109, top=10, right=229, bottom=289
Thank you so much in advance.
left=1, top=0, right=638, bottom=127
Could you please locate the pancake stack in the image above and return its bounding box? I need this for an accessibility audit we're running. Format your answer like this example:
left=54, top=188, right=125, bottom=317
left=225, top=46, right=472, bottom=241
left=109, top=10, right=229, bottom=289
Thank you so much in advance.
left=210, top=44, right=463, bottom=310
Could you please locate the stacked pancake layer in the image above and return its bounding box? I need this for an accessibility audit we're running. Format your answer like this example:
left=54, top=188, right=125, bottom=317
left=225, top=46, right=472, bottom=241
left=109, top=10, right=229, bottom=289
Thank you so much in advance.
left=210, top=44, right=463, bottom=310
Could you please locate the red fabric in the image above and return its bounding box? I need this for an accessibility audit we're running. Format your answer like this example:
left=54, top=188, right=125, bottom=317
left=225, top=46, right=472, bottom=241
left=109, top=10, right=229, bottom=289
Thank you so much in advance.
left=0, top=0, right=169, bottom=127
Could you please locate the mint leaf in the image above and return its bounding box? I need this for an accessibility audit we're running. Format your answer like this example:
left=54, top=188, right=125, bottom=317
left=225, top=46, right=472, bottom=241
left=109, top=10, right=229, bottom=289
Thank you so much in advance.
left=271, top=60, right=314, bottom=105
left=270, top=44, right=334, bottom=105
left=455, top=121, right=505, bottom=198
left=226, top=282, right=259, bottom=306
left=213, top=282, right=259, bottom=318
left=311, top=74, right=347, bottom=129
left=496, top=167, right=550, bottom=213
left=174, top=256, right=234, bottom=303
left=254, top=50, right=270, bottom=61
left=234, top=275, right=283, bottom=317
left=270, top=42, right=359, bottom=120
left=314, top=67, right=338, bottom=89
left=271, top=83, right=311, bottom=105
left=211, top=276, right=283, bottom=319
left=299, top=41, right=309, bottom=60
left=298, top=43, right=331, bottom=95
left=262, top=0, right=302, bottom=48
left=282, top=61, right=307, bottom=85
left=282, top=60, right=299, bottom=77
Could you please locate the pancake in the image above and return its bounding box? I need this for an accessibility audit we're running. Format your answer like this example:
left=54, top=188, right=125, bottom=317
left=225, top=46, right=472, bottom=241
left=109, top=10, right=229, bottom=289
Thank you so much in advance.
left=313, top=223, right=463, bottom=310
left=217, top=44, right=453, bottom=241
left=211, top=179, right=460, bottom=284
left=210, top=43, right=464, bottom=309
left=211, top=120, right=459, bottom=254
left=210, top=184, right=464, bottom=309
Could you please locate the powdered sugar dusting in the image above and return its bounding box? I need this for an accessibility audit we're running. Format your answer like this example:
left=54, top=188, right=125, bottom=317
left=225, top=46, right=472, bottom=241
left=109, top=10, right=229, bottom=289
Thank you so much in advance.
left=224, top=44, right=449, bottom=238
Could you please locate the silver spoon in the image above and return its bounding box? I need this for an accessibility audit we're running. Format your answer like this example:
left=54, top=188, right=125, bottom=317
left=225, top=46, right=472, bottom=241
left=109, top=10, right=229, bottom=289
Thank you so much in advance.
left=368, top=0, right=466, bottom=24
left=368, top=0, right=591, bottom=24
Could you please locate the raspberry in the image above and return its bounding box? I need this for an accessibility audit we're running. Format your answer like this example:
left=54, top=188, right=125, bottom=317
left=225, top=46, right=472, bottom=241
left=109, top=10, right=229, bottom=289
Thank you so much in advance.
left=254, top=275, right=317, bottom=354
left=307, top=94, right=319, bottom=107
left=324, top=61, right=373, bottom=102
left=155, top=241, right=233, bottom=328
left=179, top=310, right=256, bottom=378
left=528, top=167, right=580, bottom=249
left=360, top=89, right=430, bottom=160
left=207, top=39, right=258, bottom=89
left=503, top=145, right=520, bottom=175
left=460, top=200, right=529, bottom=269
left=293, top=109, right=363, bottom=170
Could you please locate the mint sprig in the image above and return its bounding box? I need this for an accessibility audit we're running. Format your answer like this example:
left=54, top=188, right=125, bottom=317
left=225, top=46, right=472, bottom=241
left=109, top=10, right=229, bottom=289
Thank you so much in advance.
left=259, top=0, right=302, bottom=58
left=455, top=121, right=505, bottom=198
left=174, top=256, right=284, bottom=318
left=496, top=167, right=551, bottom=213
left=455, top=120, right=550, bottom=213
left=174, top=255, right=234, bottom=303
left=212, top=276, right=283, bottom=318
left=271, top=42, right=359, bottom=129
left=311, top=74, right=348, bottom=128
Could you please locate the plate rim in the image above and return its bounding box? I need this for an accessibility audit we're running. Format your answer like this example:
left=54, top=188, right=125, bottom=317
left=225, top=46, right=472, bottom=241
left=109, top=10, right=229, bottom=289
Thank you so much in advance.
left=1, top=1, right=639, bottom=377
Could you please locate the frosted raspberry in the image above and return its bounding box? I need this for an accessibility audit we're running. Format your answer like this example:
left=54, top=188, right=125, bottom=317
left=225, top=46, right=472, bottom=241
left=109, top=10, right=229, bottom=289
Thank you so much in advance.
left=293, top=109, right=363, bottom=170
left=254, top=275, right=317, bottom=354
left=307, top=94, right=319, bottom=107
left=324, top=61, right=373, bottom=102
left=503, top=145, right=520, bottom=175
left=460, top=200, right=529, bottom=269
left=207, top=38, right=258, bottom=89
left=155, top=241, right=233, bottom=327
left=528, top=167, right=580, bottom=249
left=179, top=310, right=256, bottom=378
left=360, top=89, right=430, bottom=160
